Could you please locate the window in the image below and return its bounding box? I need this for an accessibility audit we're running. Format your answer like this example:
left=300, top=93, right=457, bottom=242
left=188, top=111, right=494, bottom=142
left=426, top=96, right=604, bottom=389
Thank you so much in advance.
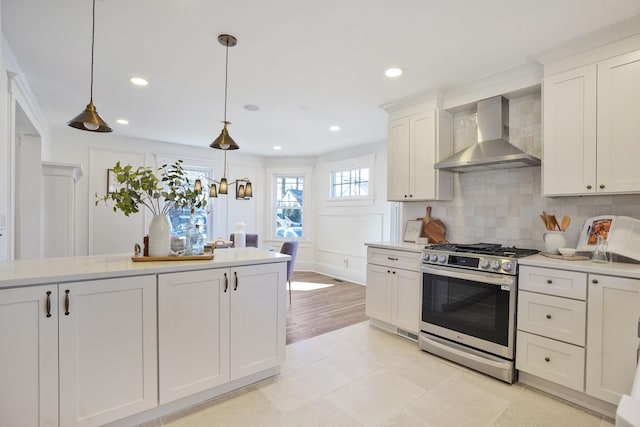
left=331, top=167, right=369, bottom=198
left=274, top=175, right=304, bottom=238
left=168, top=167, right=212, bottom=239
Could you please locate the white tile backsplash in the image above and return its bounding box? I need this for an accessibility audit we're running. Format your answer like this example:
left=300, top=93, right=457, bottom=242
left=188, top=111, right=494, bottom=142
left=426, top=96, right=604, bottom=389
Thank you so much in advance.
left=404, top=91, right=640, bottom=251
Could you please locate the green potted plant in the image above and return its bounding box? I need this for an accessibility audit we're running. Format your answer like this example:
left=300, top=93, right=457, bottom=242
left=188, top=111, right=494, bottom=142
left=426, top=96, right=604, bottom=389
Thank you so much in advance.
left=96, top=160, right=208, bottom=256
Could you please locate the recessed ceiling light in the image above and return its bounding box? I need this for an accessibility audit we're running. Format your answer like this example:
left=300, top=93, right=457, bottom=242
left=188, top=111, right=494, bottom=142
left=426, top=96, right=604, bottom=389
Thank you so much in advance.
left=244, top=104, right=260, bottom=112
left=273, top=145, right=282, bottom=150
left=130, top=77, right=148, bottom=86
left=116, top=119, right=129, bottom=125
left=329, top=125, right=340, bottom=132
left=385, top=68, right=403, bottom=78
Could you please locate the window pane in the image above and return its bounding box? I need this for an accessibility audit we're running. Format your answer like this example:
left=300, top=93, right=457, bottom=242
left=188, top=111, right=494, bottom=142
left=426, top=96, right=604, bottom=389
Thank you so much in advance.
left=330, top=167, right=369, bottom=198
left=275, top=175, right=303, bottom=238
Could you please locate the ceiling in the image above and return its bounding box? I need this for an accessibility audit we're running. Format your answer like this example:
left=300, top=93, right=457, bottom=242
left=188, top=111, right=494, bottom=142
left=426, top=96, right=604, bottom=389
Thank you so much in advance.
left=2, top=0, right=640, bottom=157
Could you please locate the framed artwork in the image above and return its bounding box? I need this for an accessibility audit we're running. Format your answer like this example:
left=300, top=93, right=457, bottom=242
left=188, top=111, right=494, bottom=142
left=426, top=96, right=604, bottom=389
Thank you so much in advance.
left=403, top=220, right=422, bottom=242
left=107, top=169, right=117, bottom=194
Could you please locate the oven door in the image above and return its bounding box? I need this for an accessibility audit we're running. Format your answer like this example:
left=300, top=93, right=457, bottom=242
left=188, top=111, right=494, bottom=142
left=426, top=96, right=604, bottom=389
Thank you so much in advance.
left=420, top=264, right=516, bottom=359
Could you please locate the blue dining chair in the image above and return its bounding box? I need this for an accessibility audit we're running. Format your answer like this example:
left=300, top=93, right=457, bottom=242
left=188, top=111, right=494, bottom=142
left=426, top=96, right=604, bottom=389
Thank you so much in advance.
left=280, top=240, right=298, bottom=303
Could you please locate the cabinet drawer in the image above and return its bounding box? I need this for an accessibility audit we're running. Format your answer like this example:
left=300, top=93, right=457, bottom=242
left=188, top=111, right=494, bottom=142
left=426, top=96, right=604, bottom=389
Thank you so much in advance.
left=516, top=331, right=585, bottom=392
left=517, top=291, right=586, bottom=346
left=367, top=247, right=420, bottom=271
left=519, top=266, right=587, bottom=300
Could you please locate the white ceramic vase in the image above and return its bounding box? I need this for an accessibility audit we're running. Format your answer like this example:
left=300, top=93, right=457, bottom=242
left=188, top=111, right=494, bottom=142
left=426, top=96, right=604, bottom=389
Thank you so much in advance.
left=543, top=230, right=566, bottom=254
left=148, top=215, right=172, bottom=257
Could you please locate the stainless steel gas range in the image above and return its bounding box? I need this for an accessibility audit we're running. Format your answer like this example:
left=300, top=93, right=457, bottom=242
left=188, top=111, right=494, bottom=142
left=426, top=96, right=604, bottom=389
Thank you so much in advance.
left=419, top=243, right=539, bottom=383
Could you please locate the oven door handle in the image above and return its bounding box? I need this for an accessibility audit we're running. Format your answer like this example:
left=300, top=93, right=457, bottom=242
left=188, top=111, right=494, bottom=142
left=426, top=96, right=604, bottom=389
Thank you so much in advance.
left=421, top=265, right=515, bottom=287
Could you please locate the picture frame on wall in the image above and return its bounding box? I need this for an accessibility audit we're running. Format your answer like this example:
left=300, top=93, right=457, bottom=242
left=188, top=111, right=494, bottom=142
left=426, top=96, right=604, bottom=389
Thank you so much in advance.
left=107, top=169, right=116, bottom=194
left=403, top=220, right=422, bottom=242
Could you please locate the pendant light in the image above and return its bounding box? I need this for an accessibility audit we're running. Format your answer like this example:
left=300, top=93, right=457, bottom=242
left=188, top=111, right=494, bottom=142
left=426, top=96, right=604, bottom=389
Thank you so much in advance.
left=210, top=34, right=239, bottom=150
left=67, top=0, right=112, bottom=132
left=204, top=33, right=253, bottom=200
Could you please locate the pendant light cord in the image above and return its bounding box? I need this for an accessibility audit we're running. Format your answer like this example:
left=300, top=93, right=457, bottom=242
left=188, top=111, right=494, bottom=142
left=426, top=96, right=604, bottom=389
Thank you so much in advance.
left=89, top=0, right=96, bottom=102
left=223, top=40, right=229, bottom=123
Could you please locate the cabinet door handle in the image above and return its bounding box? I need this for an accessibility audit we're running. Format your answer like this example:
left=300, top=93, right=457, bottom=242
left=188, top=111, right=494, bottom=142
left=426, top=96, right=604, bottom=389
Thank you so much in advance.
left=546, top=314, right=552, bottom=319
left=546, top=279, right=553, bottom=284
left=387, top=270, right=391, bottom=273
left=45, top=291, right=52, bottom=318
left=64, top=290, right=70, bottom=315
left=234, top=272, right=238, bottom=291
left=544, top=357, right=550, bottom=362
left=409, top=194, right=413, bottom=198
left=404, top=195, right=408, bottom=198
left=599, top=184, right=605, bottom=189
left=387, top=257, right=399, bottom=261
left=587, top=185, right=592, bottom=190
left=223, top=273, right=228, bottom=292
left=592, top=279, right=599, bottom=284
left=392, top=271, right=396, bottom=275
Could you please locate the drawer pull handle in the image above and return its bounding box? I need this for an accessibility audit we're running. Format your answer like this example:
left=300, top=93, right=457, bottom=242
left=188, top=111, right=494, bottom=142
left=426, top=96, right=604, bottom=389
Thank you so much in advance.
left=387, top=270, right=391, bottom=273
left=64, top=290, right=70, bottom=315
left=234, top=271, right=238, bottom=291
left=544, top=357, right=550, bottom=362
left=46, top=291, right=52, bottom=318
left=587, top=185, right=592, bottom=190
left=546, top=279, right=553, bottom=284
left=392, top=271, right=396, bottom=275
left=599, top=184, right=605, bottom=189
left=387, top=257, right=399, bottom=261
left=592, top=279, right=599, bottom=284
left=546, top=314, right=552, bottom=319
left=223, top=273, right=228, bottom=292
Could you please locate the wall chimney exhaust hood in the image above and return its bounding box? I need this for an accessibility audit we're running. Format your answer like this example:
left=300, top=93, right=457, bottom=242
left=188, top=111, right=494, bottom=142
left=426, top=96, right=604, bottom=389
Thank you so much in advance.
left=434, top=96, right=541, bottom=172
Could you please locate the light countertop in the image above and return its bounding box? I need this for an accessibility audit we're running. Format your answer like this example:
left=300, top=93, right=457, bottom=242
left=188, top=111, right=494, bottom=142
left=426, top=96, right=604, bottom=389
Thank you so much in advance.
left=0, top=248, right=290, bottom=289
left=519, top=254, right=640, bottom=279
left=365, top=241, right=426, bottom=253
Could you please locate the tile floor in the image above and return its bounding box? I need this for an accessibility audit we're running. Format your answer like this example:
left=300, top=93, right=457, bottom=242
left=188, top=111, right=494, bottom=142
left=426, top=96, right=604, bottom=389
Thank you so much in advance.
left=151, top=322, right=614, bottom=427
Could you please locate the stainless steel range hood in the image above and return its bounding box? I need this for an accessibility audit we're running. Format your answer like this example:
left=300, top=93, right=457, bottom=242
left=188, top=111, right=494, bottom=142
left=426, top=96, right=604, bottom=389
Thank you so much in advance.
left=434, top=96, right=541, bottom=172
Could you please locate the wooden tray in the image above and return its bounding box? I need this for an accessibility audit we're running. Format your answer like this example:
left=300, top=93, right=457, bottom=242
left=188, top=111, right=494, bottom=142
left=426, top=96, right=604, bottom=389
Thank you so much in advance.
left=131, top=252, right=213, bottom=262
left=542, top=253, right=590, bottom=261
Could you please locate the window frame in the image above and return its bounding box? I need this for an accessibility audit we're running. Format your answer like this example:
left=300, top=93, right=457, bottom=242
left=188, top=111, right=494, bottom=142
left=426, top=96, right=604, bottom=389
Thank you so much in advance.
left=326, top=154, right=375, bottom=206
left=266, top=166, right=312, bottom=241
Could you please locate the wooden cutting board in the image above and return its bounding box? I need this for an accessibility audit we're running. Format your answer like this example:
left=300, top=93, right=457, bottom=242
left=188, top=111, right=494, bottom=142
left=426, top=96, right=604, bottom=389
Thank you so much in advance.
left=422, top=207, right=447, bottom=243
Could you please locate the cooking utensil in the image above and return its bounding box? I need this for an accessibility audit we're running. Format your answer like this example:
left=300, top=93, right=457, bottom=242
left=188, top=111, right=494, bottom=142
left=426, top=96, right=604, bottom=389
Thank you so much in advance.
left=561, top=215, right=571, bottom=232
left=422, top=207, right=447, bottom=243
left=550, top=215, right=560, bottom=231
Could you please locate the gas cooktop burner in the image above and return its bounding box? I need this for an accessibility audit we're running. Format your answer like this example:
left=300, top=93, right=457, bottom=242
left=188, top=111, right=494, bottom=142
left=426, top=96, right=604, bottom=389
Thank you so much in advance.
left=426, top=242, right=539, bottom=258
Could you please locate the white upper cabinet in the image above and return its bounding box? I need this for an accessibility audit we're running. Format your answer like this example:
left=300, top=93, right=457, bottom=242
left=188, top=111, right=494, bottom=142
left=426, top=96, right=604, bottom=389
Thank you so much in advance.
left=543, top=49, right=640, bottom=195
left=387, top=106, right=453, bottom=201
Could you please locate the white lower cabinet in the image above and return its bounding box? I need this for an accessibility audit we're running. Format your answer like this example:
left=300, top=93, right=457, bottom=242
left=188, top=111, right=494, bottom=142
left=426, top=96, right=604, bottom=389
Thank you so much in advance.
left=586, top=274, right=640, bottom=405
left=59, top=276, right=158, bottom=427
left=158, top=269, right=230, bottom=404
left=0, top=285, right=58, bottom=427
left=158, top=263, right=285, bottom=404
left=366, top=247, right=421, bottom=335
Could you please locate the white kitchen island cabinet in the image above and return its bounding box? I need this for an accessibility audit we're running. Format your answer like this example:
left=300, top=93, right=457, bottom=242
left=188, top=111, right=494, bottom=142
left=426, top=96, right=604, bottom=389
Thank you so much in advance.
left=386, top=105, right=453, bottom=202
left=158, top=263, right=285, bottom=405
left=0, top=248, right=289, bottom=427
left=59, top=276, right=158, bottom=427
left=543, top=49, right=640, bottom=196
left=0, top=285, right=58, bottom=427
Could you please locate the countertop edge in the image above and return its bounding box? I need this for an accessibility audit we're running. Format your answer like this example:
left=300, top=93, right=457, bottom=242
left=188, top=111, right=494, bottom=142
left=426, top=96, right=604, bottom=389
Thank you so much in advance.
left=0, top=248, right=290, bottom=289
left=519, top=254, right=640, bottom=279
left=365, top=241, right=425, bottom=253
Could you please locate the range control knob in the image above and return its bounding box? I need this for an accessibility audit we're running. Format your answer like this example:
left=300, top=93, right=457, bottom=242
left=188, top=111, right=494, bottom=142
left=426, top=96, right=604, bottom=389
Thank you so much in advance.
left=430, top=254, right=438, bottom=262
left=438, top=255, right=447, bottom=263
left=491, top=260, right=502, bottom=270
left=480, top=259, right=490, bottom=269
left=502, top=262, right=514, bottom=272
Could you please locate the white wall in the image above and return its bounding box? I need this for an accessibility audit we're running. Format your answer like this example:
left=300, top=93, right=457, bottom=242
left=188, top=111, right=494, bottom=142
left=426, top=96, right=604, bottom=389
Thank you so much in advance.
left=312, top=142, right=389, bottom=284
left=47, top=126, right=264, bottom=256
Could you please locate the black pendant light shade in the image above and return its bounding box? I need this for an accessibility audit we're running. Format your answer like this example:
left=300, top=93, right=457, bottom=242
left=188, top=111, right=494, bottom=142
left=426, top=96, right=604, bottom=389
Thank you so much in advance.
left=68, top=0, right=112, bottom=133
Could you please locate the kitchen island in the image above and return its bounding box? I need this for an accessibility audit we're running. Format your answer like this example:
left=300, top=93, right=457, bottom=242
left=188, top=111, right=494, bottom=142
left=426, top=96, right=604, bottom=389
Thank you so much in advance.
left=0, top=248, right=289, bottom=427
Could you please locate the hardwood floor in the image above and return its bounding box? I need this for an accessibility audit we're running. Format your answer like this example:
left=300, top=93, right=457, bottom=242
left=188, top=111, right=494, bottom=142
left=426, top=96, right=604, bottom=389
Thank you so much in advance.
left=286, top=271, right=367, bottom=344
